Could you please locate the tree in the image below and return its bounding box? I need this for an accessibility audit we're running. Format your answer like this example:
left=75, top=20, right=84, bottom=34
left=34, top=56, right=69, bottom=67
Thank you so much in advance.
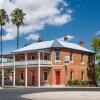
left=0, top=9, right=9, bottom=62
left=92, top=38, right=100, bottom=65
left=11, top=8, right=25, bottom=49
left=92, top=38, right=100, bottom=79
left=91, top=38, right=100, bottom=52
left=95, top=66, right=100, bottom=79
left=96, top=54, right=100, bottom=66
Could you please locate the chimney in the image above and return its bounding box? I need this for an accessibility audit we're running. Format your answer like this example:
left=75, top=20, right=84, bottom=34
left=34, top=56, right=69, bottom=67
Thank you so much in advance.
left=64, top=36, right=68, bottom=42
left=37, top=37, right=43, bottom=42
left=79, top=39, right=84, bottom=47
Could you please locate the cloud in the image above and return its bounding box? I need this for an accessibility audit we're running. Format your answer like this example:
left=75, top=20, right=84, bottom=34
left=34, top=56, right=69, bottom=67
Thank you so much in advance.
left=25, top=33, right=40, bottom=41
left=96, top=30, right=100, bottom=35
left=2, top=32, right=16, bottom=41
left=0, top=0, right=73, bottom=41
left=58, top=35, right=74, bottom=41
left=47, top=14, right=71, bottom=26
left=67, top=9, right=74, bottom=14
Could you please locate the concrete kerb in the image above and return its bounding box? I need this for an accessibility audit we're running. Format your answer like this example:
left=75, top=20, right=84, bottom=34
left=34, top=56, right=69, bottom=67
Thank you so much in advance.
left=1, top=85, right=100, bottom=89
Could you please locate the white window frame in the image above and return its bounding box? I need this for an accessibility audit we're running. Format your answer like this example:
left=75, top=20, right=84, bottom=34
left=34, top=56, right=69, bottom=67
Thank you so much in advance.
left=55, top=51, right=60, bottom=62
left=44, top=53, right=49, bottom=60
left=70, top=71, right=74, bottom=81
left=81, top=71, right=84, bottom=81
left=70, top=52, right=73, bottom=63
left=43, top=71, right=48, bottom=81
left=20, top=72, right=24, bottom=82
left=31, top=55, right=35, bottom=60
left=88, top=55, right=92, bottom=64
left=20, top=55, right=24, bottom=61
left=81, top=54, right=85, bottom=64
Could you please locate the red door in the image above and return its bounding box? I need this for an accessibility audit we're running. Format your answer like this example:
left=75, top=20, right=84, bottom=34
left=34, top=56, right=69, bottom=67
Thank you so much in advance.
left=56, top=71, right=60, bottom=85
left=32, top=74, right=35, bottom=85
left=32, top=71, right=35, bottom=85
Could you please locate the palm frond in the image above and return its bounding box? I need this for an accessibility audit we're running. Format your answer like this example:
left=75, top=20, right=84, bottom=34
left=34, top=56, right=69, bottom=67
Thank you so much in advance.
left=0, top=9, right=9, bottom=26
left=11, top=8, right=26, bottom=27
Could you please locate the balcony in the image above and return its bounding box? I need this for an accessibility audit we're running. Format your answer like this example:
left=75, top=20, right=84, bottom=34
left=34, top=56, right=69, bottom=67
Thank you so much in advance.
left=0, top=51, right=52, bottom=68
left=0, top=60, right=52, bottom=68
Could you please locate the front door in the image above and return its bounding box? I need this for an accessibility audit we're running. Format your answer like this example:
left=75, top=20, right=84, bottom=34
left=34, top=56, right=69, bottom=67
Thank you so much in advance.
left=32, top=71, right=35, bottom=85
left=56, top=71, right=60, bottom=85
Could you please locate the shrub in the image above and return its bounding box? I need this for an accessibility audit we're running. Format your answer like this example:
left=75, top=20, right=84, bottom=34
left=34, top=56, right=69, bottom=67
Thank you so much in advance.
left=73, top=80, right=80, bottom=85
left=68, top=80, right=80, bottom=86
left=67, top=80, right=72, bottom=86
left=67, top=80, right=89, bottom=86
left=78, top=80, right=89, bottom=86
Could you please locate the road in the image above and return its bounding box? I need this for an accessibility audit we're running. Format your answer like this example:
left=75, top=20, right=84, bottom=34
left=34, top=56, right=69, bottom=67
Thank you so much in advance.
left=0, top=87, right=100, bottom=100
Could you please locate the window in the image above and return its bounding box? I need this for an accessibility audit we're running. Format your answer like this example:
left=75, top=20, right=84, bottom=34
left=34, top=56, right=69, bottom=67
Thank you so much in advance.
left=70, top=71, right=73, bottom=80
left=43, top=71, right=48, bottom=81
left=20, top=55, right=24, bottom=60
left=81, top=55, right=84, bottom=63
left=44, top=53, right=49, bottom=60
left=81, top=71, right=84, bottom=81
left=20, top=72, right=24, bottom=80
left=88, top=55, right=92, bottom=64
left=31, top=55, right=35, bottom=60
left=70, top=52, right=73, bottom=62
left=56, top=51, right=60, bottom=61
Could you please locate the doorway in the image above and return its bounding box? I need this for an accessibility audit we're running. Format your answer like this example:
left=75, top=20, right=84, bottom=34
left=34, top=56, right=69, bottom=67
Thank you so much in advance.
left=32, top=71, right=36, bottom=85
left=55, top=71, right=60, bottom=85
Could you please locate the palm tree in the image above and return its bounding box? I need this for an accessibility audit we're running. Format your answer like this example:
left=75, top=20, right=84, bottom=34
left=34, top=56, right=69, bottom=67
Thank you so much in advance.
left=11, top=8, right=26, bottom=49
left=0, top=9, right=9, bottom=62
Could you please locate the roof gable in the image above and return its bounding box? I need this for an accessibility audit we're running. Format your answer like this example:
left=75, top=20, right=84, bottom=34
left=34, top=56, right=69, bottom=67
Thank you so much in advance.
left=51, top=40, right=63, bottom=48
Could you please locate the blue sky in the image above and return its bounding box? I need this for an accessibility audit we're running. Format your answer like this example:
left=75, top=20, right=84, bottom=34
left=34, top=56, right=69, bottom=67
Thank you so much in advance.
left=1, top=0, right=100, bottom=54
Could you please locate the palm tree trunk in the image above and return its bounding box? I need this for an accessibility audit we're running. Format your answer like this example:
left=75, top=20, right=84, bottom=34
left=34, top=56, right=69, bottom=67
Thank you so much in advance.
left=17, top=26, right=19, bottom=49
left=0, top=25, right=2, bottom=63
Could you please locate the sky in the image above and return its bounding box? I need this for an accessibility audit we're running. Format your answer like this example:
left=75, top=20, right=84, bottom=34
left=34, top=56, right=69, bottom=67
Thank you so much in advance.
left=0, top=0, right=100, bottom=54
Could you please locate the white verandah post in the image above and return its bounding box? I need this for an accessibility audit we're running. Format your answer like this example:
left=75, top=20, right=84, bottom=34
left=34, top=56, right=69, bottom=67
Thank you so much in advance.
left=13, top=55, right=15, bottom=87
left=38, top=51, right=40, bottom=87
left=2, top=60, right=4, bottom=87
left=25, top=53, right=27, bottom=87
left=51, top=52, right=52, bottom=65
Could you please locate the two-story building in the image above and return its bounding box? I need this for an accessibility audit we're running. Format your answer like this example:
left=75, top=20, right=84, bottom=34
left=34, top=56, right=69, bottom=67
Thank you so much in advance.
left=0, top=37, right=95, bottom=87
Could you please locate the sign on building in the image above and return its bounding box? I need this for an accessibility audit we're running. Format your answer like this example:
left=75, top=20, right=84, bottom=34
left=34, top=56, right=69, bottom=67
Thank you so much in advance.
left=64, top=56, right=70, bottom=65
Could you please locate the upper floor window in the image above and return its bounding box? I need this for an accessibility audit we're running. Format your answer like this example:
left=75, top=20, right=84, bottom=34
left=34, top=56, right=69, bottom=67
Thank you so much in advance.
left=56, top=51, right=60, bottom=61
left=20, top=55, right=24, bottom=61
left=31, top=55, right=35, bottom=60
left=81, top=54, right=84, bottom=63
left=70, top=52, right=73, bottom=62
left=88, top=55, right=92, bottom=64
left=44, top=53, right=49, bottom=60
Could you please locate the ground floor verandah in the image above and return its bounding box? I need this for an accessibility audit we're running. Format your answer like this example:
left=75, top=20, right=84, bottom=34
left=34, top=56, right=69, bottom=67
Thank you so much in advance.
left=0, top=66, right=67, bottom=87
left=0, top=65, right=90, bottom=87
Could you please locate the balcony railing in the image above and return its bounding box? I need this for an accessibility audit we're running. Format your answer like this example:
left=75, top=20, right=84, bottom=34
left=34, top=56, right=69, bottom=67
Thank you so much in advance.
left=0, top=60, right=51, bottom=68
left=27, top=60, right=39, bottom=65
left=0, top=62, right=13, bottom=68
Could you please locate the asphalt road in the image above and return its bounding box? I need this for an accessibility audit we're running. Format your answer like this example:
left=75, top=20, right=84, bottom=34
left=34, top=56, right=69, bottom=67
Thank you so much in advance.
left=0, top=87, right=100, bottom=100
